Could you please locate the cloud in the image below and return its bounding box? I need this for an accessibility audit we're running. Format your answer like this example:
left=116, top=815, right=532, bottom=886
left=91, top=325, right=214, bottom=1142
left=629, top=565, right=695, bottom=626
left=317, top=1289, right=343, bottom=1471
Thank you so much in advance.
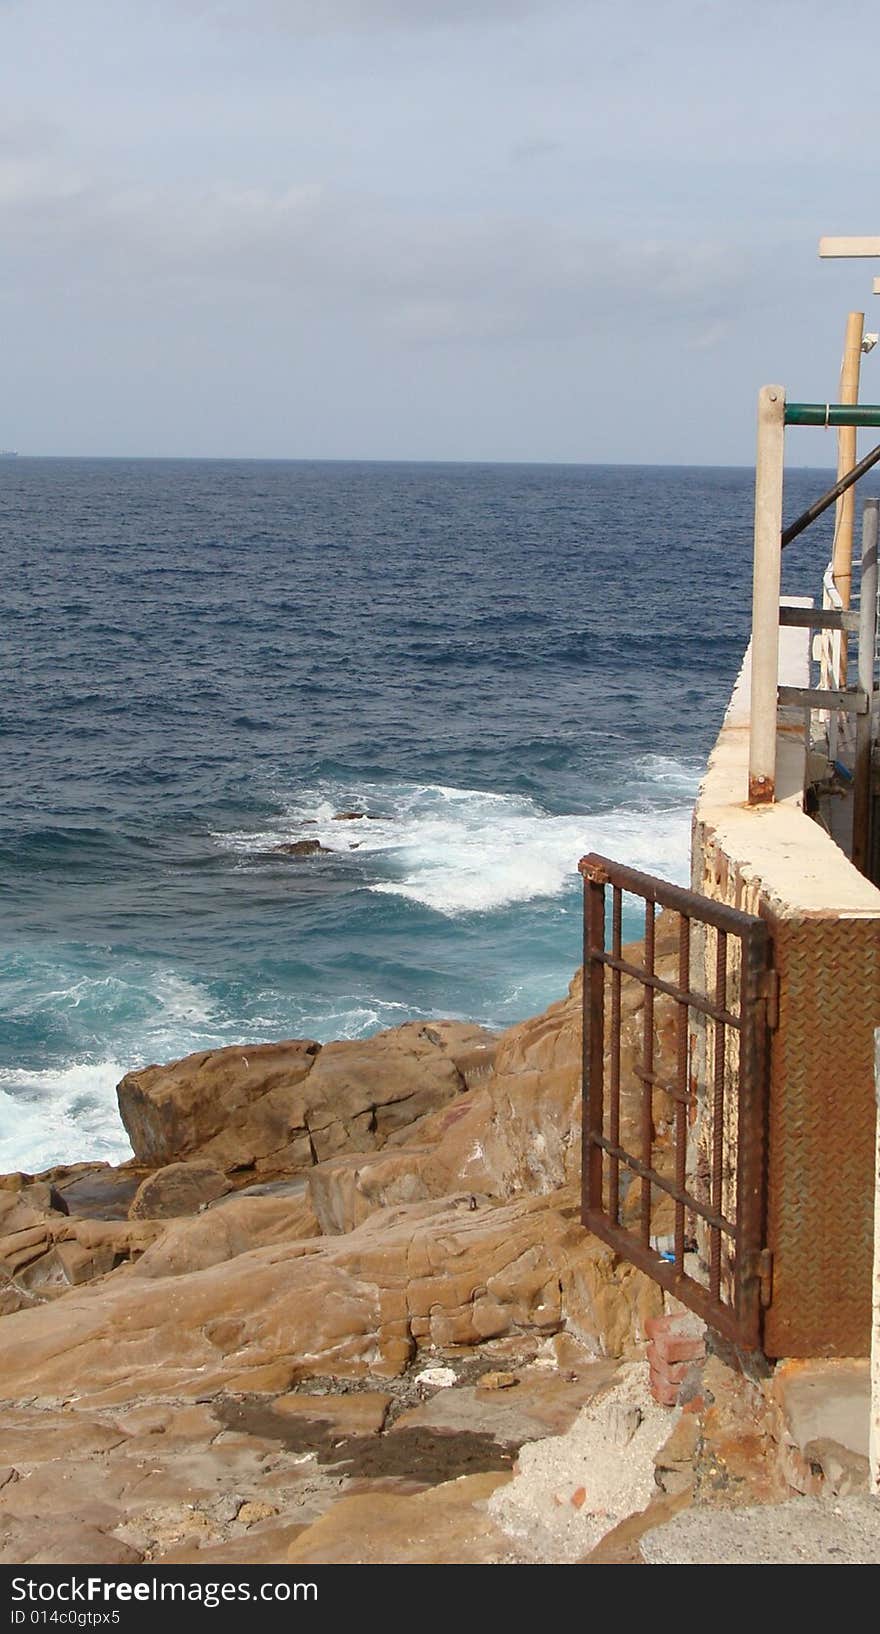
left=0, top=152, right=750, bottom=352
left=184, top=0, right=570, bottom=33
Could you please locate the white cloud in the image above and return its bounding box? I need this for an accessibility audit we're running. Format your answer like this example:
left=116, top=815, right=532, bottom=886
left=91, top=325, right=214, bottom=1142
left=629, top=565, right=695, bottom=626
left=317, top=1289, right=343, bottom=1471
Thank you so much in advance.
left=185, top=0, right=566, bottom=31
left=0, top=155, right=748, bottom=350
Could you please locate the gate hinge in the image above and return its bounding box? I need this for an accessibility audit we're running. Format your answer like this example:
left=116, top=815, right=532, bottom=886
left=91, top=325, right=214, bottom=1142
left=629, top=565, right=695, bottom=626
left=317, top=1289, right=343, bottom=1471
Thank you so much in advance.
left=759, top=970, right=779, bottom=1030
left=745, top=1248, right=774, bottom=1308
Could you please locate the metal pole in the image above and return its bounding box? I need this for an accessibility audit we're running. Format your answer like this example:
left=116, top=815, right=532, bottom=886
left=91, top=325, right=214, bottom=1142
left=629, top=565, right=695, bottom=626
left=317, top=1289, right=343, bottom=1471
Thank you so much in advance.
left=749, top=386, right=786, bottom=805
left=853, top=499, right=878, bottom=873
left=833, top=312, right=865, bottom=615
left=581, top=860, right=606, bottom=1227
left=781, top=437, right=880, bottom=549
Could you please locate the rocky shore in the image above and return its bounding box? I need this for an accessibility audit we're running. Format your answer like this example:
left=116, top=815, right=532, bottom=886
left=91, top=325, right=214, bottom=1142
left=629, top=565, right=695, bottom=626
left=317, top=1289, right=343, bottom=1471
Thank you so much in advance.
left=0, top=922, right=871, bottom=1564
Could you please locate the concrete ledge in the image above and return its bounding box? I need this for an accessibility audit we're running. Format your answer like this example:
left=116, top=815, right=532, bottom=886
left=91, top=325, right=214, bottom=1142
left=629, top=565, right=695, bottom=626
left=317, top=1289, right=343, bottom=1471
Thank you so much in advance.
left=693, top=603, right=880, bottom=920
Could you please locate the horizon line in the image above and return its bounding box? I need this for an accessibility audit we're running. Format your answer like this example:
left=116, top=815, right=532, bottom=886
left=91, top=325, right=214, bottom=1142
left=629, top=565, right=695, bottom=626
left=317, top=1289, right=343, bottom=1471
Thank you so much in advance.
left=0, top=452, right=840, bottom=472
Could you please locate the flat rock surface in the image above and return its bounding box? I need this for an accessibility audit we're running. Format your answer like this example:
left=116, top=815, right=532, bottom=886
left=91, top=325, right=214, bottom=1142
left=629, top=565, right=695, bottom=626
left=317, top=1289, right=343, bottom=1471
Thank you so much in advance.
left=286, top=1471, right=517, bottom=1565
left=392, top=1360, right=619, bottom=1443
left=775, top=1359, right=870, bottom=1459
left=641, top=1494, right=880, bottom=1565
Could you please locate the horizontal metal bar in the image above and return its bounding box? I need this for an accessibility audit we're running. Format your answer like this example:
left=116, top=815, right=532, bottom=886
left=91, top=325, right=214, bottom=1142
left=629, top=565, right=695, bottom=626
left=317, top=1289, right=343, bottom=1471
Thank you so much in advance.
left=633, top=1065, right=690, bottom=1106
left=582, top=1211, right=743, bottom=1345
left=777, top=606, right=860, bottom=632
left=578, top=852, right=764, bottom=938
left=777, top=685, right=868, bottom=714
left=785, top=403, right=880, bottom=427
left=587, top=1133, right=738, bottom=1237
left=589, top=949, right=741, bottom=1030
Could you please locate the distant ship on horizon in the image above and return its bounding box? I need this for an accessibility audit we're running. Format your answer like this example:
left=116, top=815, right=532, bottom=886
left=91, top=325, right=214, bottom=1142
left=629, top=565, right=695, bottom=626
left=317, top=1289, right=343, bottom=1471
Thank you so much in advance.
left=0, top=449, right=18, bottom=458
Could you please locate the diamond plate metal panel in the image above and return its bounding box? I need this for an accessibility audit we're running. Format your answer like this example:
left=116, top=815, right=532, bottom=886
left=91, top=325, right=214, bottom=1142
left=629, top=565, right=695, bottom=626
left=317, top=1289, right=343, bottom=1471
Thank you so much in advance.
left=763, top=915, right=880, bottom=1358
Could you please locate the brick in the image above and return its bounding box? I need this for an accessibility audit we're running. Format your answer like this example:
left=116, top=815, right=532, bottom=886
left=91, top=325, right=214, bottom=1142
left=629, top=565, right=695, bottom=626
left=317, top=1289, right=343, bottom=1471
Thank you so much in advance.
left=651, top=1375, right=680, bottom=1407
left=650, top=1356, right=691, bottom=1388
left=652, top=1333, right=706, bottom=1365
left=645, top=1314, right=675, bottom=1341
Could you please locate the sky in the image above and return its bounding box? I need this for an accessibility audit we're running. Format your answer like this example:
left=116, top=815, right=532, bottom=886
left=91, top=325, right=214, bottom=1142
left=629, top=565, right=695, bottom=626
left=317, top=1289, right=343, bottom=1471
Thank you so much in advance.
left=2, top=0, right=880, bottom=463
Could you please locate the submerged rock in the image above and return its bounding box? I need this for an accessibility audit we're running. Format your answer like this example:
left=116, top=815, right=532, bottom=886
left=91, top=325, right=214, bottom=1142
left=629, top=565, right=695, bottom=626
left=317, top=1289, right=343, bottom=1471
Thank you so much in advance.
left=273, top=840, right=332, bottom=857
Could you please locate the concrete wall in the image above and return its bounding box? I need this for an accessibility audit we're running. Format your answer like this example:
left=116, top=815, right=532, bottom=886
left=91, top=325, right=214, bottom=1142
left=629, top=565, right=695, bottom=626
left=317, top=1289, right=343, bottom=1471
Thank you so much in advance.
left=692, top=612, right=880, bottom=1357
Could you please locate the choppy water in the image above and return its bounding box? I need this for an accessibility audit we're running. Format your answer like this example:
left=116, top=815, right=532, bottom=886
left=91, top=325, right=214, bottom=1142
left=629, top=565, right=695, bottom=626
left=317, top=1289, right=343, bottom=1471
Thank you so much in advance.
left=0, top=458, right=834, bottom=1170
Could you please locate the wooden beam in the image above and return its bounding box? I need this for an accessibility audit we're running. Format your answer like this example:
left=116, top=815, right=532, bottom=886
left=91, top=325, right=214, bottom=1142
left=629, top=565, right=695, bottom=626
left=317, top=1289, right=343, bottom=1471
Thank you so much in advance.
left=820, top=237, right=880, bottom=258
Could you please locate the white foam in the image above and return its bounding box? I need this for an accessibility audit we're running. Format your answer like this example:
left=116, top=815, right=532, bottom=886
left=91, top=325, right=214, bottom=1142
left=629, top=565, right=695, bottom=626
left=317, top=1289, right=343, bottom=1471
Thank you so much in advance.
left=0, top=1060, right=134, bottom=1172
left=148, top=972, right=215, bottom=1026
left=213, top=773, right=698, bottom=917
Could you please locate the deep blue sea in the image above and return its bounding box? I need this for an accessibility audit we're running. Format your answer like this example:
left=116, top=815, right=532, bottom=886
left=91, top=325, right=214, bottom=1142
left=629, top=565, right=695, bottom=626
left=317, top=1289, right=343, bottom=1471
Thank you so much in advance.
left=0, top=458, right=837, bottom=1171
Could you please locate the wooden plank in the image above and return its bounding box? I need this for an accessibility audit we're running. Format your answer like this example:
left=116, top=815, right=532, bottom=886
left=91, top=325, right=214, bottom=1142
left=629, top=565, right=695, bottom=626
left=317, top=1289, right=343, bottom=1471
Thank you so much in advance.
left=777, top=685, right=868, bottom=714
left=778, top=606, right=859, bottom=631
left=820, top=236, right=880, bottom=258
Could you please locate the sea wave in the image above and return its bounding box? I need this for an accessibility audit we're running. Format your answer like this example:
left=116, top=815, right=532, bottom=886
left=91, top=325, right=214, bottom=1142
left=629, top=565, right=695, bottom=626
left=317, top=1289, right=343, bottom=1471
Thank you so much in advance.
left=0, top=1061, right=134, bottom=1172
left=213, top=765, right=698, bottom=917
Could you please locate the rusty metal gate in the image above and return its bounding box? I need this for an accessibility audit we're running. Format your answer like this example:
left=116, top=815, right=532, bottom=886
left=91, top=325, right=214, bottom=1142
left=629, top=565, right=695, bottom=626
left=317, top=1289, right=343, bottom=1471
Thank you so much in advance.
left=579, top=852, right=775, bottom=1352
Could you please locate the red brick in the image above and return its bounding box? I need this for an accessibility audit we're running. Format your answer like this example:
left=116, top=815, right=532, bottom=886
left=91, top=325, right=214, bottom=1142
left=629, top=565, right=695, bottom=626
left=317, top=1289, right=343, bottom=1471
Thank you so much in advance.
left=650, top=1356, right=692, bottom=1388
left=652, top=1334, right=706, bottom=1365
left=650, top=1375, right=680, bottom=1407
left=645, top=1314, right=675, bottom=1341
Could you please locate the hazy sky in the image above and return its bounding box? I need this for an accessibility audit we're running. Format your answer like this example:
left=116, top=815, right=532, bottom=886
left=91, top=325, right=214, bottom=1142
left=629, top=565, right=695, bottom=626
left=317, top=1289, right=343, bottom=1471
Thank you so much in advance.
left=2, top=0, right=879, bottom=462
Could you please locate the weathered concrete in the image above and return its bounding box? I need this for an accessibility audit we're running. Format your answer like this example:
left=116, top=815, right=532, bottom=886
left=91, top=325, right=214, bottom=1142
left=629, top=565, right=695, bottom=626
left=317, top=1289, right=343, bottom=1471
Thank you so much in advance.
left=641, top=1494, right=880, bottom=1565
left=693, top=609, right=880, bottom=919
left=776, top=1359, right=870, bottom=1460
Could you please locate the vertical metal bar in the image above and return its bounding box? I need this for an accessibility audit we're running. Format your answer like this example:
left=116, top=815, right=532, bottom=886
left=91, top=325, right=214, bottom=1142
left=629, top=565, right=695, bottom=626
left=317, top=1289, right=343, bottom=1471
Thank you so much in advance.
left=710, top=929, right=728, bottom=1298
left=749, top=385, right=786, bottom=804
left=610, top=886, right=623, bottom=1224
left=581, top=871, right=606, bottom=1223
left=641, top=900, right=655, bottom=1246
left=734, top=922, right=771, bottom=1350
left=853, top=499, right=879, bottom=874
left=675, top=913, right=690, bottom=1271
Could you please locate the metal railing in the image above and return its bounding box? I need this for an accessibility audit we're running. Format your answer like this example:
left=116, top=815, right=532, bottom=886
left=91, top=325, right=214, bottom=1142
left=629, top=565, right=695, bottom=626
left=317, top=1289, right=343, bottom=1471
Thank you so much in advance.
left=579, top=852, right=774, bottom=1351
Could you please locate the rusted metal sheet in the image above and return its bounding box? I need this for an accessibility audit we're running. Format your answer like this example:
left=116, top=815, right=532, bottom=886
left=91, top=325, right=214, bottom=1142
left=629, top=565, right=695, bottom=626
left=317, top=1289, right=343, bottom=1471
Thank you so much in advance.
left=579, top=852, right=773, bottom=1352
left=763, top=915, right=880, bottom=1358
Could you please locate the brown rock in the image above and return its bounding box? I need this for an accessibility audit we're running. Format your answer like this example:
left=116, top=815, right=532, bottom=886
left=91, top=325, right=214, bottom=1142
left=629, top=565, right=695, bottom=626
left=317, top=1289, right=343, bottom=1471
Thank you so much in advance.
left=128, top=1162, right=232, bottom=1220
left=477, top=1371, right=518, bottom=1391
left=392, top=1361, right=618, bottom=1444
left=272, top=1390, right=391, bottom=1437
left=0, top=1213, right=160, bottom=1313
left=286, top=1470, right=513, bottom=1564
left=117, top=1039, right=321, bottom=1170
left=0, top=1185, right=661, bottom=1409
left=300, top=1021, right=495, bottom=1164
left=116, top=1021, right=493, bottom=1184
left=159, top=1522, right=307, bottom=1565
left=0, top=1518, right=142, bottom=1566
left=236, top=1500, right=279, bottom=1527
left=274, top=841, right=331, bottom=857
left=308, top=1147, right=431, bottom=1235
left=133, top=1194, right=318, bottom=1279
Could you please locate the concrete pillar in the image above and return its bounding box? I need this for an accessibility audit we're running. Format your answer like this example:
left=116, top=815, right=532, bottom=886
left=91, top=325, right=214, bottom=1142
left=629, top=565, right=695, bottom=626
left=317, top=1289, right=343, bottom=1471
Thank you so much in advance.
left=748, top=386, right=786, bottom=804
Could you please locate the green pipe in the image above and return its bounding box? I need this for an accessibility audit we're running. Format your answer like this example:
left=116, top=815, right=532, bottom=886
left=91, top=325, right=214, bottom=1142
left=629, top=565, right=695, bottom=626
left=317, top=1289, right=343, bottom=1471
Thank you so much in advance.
left=785, top=402, right=880, bottom=427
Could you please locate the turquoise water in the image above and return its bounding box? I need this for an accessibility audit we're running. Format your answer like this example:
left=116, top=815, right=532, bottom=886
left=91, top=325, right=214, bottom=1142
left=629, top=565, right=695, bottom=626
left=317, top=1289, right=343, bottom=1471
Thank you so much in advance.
left=0, top=458, right=834, bottom=1169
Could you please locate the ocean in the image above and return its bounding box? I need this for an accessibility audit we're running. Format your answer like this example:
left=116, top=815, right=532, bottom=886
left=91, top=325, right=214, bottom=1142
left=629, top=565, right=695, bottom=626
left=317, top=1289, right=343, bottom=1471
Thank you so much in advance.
left=0, top=457, right=835, bottom=1172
